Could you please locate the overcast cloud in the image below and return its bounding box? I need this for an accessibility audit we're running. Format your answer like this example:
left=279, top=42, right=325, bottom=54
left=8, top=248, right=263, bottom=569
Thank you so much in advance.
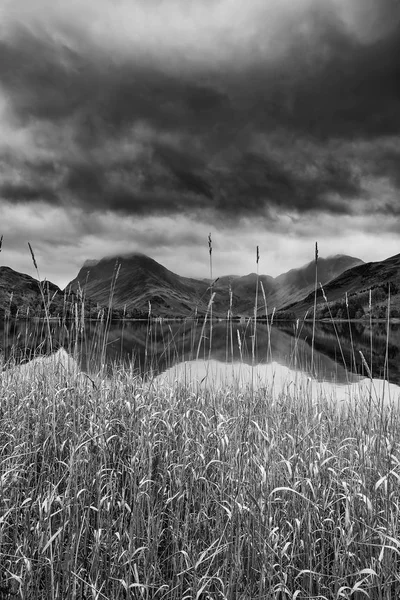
left=0, top=0, right=400, bottom=286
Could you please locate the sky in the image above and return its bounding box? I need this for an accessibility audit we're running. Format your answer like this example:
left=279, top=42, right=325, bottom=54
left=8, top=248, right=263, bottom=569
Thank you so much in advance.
left=0, top=0, right=400, bottom=288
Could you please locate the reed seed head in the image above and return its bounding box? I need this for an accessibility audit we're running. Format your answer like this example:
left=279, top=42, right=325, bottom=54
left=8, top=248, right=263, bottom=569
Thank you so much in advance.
left=28, top=242, right=38, bottom=270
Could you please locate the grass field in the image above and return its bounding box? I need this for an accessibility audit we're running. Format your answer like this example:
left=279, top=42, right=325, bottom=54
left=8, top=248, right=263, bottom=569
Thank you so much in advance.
left=1, top=346, right=400, bottom=600
left=1, top=243, right=400, bottom=599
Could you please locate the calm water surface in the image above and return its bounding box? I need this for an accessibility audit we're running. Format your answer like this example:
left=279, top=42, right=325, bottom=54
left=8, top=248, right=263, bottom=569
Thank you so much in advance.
left=2, top=318, right=400, bottom=394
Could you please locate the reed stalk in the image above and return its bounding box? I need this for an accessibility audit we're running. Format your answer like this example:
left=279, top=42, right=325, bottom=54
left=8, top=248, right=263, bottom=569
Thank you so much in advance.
left=251, top=246, right=260, bottom=397
left=345, top=291, right=357, bottom=374
left=27, top=242, right=53, bottom=354
left=311, top=241, right=318, bottom=376
left=320, top=283, right=349, bottom=384
left=100, top=260, right=121, bottom=372
left=260, top=280, right=273, bottom=363
left=208, top=233, right=213, bottom=358
left=383, top=283, right=391, bottom=399
left=369, top=288, right=373, bottom=376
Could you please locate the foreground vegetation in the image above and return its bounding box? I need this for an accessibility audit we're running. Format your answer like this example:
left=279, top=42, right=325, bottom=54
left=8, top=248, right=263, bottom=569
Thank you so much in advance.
left=1, top=239, right=399, bottom=599
left=0, top=354, right=400, bottom=600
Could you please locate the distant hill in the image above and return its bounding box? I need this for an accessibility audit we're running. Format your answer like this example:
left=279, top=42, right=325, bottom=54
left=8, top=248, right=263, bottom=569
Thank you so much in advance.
left=265, top=255, right=364, bottom=313
left=66, top=252, right=364, bottom=318
left=0, top=266, right=62, bottom=318
left=278, top=253, right=400, bottom=320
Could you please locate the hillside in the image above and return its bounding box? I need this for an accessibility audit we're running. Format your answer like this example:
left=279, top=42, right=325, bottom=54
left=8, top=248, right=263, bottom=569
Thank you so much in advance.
left=278, top=253, right=400, bottom=320
left=266, top=254, right=363, bottom=312
left=0, top=267, right=62, bottom=318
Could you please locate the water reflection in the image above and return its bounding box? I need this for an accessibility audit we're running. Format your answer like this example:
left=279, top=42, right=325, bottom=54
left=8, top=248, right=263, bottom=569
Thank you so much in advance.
left=279, top=320, right=400, bottom=383
left=156, top=358, right=400, bottom=407
left=1, top=317, right=400, bottom=387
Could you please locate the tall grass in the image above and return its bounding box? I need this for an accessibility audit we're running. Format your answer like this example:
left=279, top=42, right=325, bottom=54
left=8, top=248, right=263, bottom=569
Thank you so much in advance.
left=1, top=358, right=400, bottom=599
left=311, top=241, right=318, bottom=377
left=28, top=242, right=53, bottom=355
left=251, top=246, right=260, bottom=397
left=1, top=243, right=400, bottom=599
left=208, top=233, right=213, bottom=357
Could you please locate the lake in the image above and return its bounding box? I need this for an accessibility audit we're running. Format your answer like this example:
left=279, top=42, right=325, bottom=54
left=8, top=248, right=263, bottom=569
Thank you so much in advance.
left=2, top=318, right=400, bottom=395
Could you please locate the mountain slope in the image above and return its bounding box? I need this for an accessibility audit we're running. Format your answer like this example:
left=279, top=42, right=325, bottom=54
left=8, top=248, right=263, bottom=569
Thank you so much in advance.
left=268, top=255, right=364, bottom=311
left=279, top=253, right=400, bottom=319
left=0, top=266, right=62, bottom=317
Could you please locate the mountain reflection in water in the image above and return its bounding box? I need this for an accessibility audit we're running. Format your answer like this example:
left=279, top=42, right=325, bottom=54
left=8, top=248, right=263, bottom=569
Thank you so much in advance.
left=1, top=318, right=400, bottom=389
left=156, top=358, right=400, bottom=407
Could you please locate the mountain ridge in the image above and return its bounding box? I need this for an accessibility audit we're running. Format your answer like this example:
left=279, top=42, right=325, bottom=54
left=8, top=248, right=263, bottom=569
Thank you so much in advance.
left=1, top=252, right=380, bottom=319
left=65, top=252, right=364, bottom=317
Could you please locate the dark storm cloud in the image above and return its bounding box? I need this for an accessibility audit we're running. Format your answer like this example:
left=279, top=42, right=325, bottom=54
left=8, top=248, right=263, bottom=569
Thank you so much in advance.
left=0, top=27, right=232, bottom=140
left=53, top=146, right=362, bottom=220
left=153, top=143, right=214, bottom=199
left=0, top=0, right=399, bottom=222
left=0, top=182, right=56, bottom=203
left=2, top=9, right=399, bottom=140
left=218, top=152, right=361, bottom=215
left=239, top=7, right=400, bottom=140
left=368, top=146, right=400, bottom=189
left=0, top=137, right=369, bottom=220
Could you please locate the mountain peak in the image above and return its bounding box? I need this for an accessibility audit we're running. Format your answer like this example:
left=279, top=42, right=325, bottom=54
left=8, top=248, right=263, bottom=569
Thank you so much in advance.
left=104, top=251, right=147, bottom=261
left=82, top=252, right=151, bottom=268
left=325, top=253, right=364, bottom=262
left=82, top=259, right=100, bottom=268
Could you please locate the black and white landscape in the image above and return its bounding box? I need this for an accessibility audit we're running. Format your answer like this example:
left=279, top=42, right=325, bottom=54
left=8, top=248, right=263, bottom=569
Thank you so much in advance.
left=2, top=3, right=400, bottom=599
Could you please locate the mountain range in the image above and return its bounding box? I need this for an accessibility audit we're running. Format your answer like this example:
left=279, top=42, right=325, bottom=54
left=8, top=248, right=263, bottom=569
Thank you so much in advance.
left=2, top=250, right=400, bottom=319
left=66, top=252, right=363, bottom=317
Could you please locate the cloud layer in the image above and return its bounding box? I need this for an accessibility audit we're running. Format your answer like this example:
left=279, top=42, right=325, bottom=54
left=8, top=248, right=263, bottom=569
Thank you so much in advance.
left=0, top=0, right=400, bottom=284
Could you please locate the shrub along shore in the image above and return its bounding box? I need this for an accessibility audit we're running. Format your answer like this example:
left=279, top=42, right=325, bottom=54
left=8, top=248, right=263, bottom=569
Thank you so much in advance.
left=0, top=352, right=399, bottom=599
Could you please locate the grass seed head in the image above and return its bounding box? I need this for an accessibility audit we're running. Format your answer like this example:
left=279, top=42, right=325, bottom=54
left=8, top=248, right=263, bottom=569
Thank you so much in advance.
left=28, top=242, right=38, bottom=270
